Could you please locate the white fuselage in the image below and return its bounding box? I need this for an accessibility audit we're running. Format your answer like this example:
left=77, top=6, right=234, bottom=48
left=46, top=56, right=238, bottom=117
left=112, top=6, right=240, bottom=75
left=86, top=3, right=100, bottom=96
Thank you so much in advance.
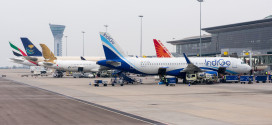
left=100, top=57, right=251, bottom=75
left=44, top=60, right=100, bottom=72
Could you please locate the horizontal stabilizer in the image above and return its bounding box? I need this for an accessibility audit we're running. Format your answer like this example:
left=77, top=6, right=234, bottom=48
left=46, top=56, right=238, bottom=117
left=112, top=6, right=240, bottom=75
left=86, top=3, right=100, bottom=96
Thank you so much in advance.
left=106, top=60, right=121, bottom=67
left=9, top=58, right=24, bottom=62
left=43, top=62, right=54, bottom=66
left=23, top=56, right=38, bottom=62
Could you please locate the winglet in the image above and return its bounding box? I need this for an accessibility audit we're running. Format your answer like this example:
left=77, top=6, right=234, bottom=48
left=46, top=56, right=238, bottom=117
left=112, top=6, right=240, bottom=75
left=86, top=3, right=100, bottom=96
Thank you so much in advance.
left=81, top=56, right=86, bottom=60
left=183, top=53, right=191, bottom=64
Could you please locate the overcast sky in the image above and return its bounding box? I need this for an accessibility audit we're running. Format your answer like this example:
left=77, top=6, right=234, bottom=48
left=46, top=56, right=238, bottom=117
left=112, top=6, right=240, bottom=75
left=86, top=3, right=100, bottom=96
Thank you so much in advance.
left=0, top=0, right=271, bottom=66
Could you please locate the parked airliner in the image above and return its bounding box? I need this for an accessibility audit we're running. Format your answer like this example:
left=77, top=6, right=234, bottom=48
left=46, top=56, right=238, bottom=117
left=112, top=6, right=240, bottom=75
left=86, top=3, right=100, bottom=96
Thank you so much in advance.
left=20, top=37, right=104, bottom=63
left=39, top=44, right=102, bottom=73
left=97, top=32, right=251, bottom=78
left=9, top=42, right=37, bottom=66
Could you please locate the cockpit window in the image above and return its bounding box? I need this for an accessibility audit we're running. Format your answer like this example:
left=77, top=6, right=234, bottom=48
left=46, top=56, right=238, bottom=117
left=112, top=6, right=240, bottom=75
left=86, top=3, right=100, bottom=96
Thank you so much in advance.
left=241, top=61, right=246, bottom=64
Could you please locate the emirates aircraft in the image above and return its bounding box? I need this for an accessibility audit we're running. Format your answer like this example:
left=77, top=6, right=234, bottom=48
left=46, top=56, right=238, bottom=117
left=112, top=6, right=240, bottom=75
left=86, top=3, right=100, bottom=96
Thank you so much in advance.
left=9, top=42, right=38, bottom=66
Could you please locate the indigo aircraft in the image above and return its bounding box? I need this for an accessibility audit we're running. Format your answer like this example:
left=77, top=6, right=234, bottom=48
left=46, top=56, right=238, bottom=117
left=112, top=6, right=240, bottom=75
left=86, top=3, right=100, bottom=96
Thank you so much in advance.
left=97, top=32, right=251, bottom=79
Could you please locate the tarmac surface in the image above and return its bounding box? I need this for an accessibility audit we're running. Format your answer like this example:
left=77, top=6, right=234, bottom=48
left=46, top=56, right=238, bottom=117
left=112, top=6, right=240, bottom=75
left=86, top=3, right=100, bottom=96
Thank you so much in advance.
left=0, top=77, right=162, bottom=125
left=1, top=69, right=272, bottom=125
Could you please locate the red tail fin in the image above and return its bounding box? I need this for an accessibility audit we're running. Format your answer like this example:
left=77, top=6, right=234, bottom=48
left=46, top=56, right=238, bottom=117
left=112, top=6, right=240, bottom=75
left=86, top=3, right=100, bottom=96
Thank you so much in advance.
left=153, top=39, right=173, bottom=58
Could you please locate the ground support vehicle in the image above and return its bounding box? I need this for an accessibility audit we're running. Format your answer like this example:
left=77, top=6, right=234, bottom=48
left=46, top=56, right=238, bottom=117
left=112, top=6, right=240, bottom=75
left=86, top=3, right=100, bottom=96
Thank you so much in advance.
left=186, top=72, right=217, bottom=84
left=166, top=77, right=177, bottom=86
left=255, top=75, right=267, bottom=83
left=93, top=80, right=107, bottom=87
left=224, top=75, right=239, bottom=83
left=53, top=71, right=63, bottom=78
left=240, top=75, right=253, bottom=84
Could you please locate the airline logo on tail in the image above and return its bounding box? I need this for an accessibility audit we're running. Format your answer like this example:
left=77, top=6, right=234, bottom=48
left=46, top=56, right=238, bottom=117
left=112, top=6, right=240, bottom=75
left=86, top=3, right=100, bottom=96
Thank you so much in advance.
left=21, top=37, right=42, bottom=56
left=100, top=32, right=127, bottom=60
left=9, top=42, right=37, bottom=65
left=26, top=44, right=35, bottom=54
left=9, top=42, right=27, bottom=56
left=153, top=39, right=173, bottom=58
left=102, top=32, right=115, bottom=44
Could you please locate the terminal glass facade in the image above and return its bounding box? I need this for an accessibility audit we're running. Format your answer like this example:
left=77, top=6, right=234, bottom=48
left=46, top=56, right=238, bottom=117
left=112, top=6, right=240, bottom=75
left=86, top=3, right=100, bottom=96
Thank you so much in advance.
left=212, top=26, right=272, bottom=54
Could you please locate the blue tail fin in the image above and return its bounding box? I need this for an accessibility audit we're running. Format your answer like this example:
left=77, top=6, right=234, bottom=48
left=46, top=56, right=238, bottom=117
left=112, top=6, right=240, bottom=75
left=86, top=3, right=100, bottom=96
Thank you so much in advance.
left=99, top=32, right=127, bottom=60
left=21, top=37, right=42, bottom=56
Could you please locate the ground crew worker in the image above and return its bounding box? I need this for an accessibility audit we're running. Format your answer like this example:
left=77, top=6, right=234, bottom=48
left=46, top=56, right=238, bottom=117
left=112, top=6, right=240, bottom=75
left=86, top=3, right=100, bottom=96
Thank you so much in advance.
left=161, top=76, right=164, bottom=82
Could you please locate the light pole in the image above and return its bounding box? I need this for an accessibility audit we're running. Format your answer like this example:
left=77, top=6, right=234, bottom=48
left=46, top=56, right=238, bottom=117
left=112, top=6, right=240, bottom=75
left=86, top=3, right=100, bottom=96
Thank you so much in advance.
left=65, top=36, right=68, bottom=56
left=139, top=15, right=143, bottom=57
left=82, top=31, right=85, bottom=56
left=197, top=0, right=203, bottom=57
left=104, top=25, right=108, bottom=33
left=172, top=38, right=175, bottom=53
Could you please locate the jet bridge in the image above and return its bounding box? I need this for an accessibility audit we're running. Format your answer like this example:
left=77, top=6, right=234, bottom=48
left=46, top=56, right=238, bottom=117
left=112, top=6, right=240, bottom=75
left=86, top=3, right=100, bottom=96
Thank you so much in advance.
left=241, top=54, right=272, bottom=71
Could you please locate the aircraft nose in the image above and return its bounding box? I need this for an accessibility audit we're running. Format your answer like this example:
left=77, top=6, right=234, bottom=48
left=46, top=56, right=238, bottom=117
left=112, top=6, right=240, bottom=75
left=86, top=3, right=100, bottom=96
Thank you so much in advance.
left=247, top=65, right=252, bottom=72
left=38, top=62, right=44, bottom=66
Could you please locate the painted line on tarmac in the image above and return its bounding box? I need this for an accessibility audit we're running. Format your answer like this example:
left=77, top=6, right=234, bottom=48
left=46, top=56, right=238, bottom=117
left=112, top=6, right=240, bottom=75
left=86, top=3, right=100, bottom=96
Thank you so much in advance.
left=3, top=78, right=167, bottom=125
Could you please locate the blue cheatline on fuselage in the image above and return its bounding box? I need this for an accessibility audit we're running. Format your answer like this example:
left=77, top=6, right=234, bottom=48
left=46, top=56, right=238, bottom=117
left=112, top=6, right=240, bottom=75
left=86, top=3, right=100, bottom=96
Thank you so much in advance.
left=200, top=66, right=238, bottom=74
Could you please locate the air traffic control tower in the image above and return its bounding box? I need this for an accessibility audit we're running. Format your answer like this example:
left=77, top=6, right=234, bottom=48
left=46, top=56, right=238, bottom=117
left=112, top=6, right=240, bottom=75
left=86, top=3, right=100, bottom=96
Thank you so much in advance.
left=49, top=24, right=65, bottom=56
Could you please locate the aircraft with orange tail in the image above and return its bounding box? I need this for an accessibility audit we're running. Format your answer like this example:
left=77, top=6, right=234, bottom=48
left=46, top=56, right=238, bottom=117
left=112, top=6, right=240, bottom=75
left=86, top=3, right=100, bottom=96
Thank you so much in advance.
left=153, top=39, right=173, bottom=58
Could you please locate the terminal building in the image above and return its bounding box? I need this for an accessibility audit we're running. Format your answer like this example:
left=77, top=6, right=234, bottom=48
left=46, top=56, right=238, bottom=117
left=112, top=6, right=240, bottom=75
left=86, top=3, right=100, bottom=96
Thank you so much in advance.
left=168, top=16, right=272, bottom=70
left=49, top=24, right=66, bottom=56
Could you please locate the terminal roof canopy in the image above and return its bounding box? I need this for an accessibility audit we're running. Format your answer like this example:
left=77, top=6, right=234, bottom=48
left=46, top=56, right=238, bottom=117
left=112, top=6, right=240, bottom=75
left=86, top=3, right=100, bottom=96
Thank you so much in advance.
left=167, top=34, right=211, bottom=45
left=203, top=17, right=272, bottom=33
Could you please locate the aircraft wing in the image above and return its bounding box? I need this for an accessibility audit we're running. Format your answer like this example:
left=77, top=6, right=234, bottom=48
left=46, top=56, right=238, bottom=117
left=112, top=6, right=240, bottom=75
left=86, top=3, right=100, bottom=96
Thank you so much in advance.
left=106, top=60, right=121, bottom=67
left=181, top=53, right=203, bottom=73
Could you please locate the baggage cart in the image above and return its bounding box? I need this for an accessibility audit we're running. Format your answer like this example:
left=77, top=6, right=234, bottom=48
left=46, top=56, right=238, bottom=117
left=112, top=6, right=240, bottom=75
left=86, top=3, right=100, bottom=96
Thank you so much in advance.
left=240, top=75, right=253, bottom=84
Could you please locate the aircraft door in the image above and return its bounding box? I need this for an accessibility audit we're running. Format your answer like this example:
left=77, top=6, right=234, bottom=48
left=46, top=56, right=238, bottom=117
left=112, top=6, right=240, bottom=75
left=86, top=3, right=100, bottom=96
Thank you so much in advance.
left=78, top=67, right=84, bottom=72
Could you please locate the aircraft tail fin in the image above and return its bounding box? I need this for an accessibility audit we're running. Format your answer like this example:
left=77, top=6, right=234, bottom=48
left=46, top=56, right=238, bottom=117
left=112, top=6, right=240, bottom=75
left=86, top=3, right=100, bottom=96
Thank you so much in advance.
left=99, top=32, right=127, bottom=60
left=9, top=42, right=27, bottom=56
left=153, top=39, right=173, bottom=58
left=39, top=44, right=56, bottom=62
left=21, top=37, right=42, bottom=56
